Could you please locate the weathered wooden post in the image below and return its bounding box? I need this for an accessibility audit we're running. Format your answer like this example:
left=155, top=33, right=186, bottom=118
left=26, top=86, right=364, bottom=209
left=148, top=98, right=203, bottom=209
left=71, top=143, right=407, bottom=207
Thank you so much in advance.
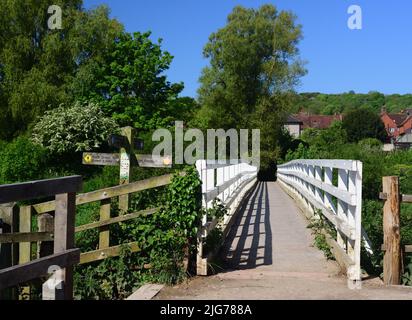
left=43, top=192, right=77, bottom=300
left=0, top=205, right=17, bottom=299
left=119, top=126, right=134, bottom=213
left=38, top=214, right=54, bottom=257
left=99, top=198, right=111, bottom=249
left=382, top=176, right=401, bottom=285
left=82, top=127, right=171, bottom=215
left=19, top=205, right=32, bottom=300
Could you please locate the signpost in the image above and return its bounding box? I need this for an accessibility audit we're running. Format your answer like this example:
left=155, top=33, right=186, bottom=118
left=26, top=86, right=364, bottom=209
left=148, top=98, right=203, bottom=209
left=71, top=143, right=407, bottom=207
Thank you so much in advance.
left=82, top=126, right=172, bottom=212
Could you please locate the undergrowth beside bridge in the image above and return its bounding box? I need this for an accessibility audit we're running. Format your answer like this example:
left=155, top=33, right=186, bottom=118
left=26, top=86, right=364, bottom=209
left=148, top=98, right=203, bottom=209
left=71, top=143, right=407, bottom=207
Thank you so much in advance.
left=283, top=124, right=412, bottom=285
left=73, top=167, right=204, bottom=300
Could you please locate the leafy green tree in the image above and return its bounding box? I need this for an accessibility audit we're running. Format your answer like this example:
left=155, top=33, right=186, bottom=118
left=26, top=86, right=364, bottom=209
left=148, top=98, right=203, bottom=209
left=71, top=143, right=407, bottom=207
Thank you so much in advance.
left=0, top=136, right=48, bottom=183
left=85, top=32, right=189, bottom=130
left=0, top=0, right=123, bottom=140
left=342, top=108, right=387, bottom=143
left=32, top=102, right=119, bottom=154
left=196, top=5, right=306, bottom=169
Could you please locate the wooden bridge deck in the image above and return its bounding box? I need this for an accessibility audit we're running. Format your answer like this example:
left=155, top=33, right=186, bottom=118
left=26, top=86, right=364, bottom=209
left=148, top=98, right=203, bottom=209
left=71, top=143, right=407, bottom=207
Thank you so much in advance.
left=157, top=182, right=412, bottom=300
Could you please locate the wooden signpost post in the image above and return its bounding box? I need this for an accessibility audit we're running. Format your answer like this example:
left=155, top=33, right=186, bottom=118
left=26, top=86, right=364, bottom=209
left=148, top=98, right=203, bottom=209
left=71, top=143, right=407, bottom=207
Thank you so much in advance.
left=82, top=127, right=172, bottom=213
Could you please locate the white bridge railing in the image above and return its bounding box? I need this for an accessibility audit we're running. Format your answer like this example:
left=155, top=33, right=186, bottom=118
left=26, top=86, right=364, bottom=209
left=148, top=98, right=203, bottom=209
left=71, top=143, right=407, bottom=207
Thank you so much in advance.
left=195, top=160, right=258, bottom=275
left=277, top=159, right=372, bottom=289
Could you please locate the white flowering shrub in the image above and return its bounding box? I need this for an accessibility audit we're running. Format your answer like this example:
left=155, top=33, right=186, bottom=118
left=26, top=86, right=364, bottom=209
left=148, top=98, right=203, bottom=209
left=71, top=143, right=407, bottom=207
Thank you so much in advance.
left=32, top=102, right=119, bottom=154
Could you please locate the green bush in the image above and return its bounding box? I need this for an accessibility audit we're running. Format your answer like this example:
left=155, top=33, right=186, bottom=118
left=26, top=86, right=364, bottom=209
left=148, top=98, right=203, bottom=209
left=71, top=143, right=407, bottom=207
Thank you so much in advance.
left=32, top=102, right=119, bottom=154
left=73, top=166, right=203, bottom=299
left=0, top=136, right=48, bottom=184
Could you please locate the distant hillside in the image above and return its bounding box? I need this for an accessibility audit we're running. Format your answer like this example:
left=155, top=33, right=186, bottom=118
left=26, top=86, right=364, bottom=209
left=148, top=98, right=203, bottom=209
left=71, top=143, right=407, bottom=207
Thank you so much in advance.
left=291, top=92, right=412, bottom=115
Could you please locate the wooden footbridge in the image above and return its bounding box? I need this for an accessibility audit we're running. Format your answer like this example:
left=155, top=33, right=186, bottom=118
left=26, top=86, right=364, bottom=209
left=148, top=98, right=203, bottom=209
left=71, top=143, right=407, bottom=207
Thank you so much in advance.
left=1, top=159, right=412, bottom=300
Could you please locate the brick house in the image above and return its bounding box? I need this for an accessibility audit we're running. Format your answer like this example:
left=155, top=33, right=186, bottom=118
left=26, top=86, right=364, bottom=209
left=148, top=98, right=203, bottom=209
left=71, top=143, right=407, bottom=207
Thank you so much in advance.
left=381, top=109, right=412, bottom=142
left=284, top=115, right=303, bottom=138
left=284, top=113, right=343, bottom=138
left=294, top=113, right=343, bottom=130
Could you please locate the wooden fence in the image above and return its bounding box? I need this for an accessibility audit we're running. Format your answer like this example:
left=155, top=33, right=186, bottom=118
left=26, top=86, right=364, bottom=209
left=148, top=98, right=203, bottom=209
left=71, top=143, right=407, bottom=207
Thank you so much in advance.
left=277, top=159, right=373, bottom=289
left=0, top=173, right=177, bottom=300
left=195, top=160, right=258, bottom=275
left=379, top=176, right=412, bottom=286
left=0, top=176, right=82, bottom=300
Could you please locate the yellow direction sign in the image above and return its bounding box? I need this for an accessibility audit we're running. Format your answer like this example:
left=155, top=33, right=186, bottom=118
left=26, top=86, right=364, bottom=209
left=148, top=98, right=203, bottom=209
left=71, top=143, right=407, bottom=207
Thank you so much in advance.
left=82, top=153, right=120, bottom=166
left=82, top=153, right=172, bottom=168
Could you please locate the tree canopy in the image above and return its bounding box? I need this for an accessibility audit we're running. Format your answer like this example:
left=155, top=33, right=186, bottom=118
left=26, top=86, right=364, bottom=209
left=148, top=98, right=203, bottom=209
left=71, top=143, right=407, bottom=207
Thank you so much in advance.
left=291, top=91, right=412, bottom=116
left=342, top=108, right=387, bottom=143
left=0, top=0, right=123, bottom=139
left=196, top=4, right=306, bottom=168
left=0, top=0, right=196, bottom=142
left=83, top=32, right=192, bottom=130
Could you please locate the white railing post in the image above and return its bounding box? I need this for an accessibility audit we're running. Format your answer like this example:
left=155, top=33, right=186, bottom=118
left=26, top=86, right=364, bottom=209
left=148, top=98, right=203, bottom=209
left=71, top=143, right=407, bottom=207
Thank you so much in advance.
left=216, top=166, right=224, bottom=201
left=323, top=168, right=336, bottom=213
left=347, top=161, right=363, bottom=288
left=195, top=160, right=208, bottom=275
left=337, top=169, right=349, bottom=250
left=314, top=166, right=323, bottom=205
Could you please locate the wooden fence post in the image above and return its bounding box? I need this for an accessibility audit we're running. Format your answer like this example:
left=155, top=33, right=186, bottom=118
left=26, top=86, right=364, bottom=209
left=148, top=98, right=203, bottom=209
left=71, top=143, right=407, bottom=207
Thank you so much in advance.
left=38, top=214, right=54, bottom=257
left=19, top=205, right=32, bottom=300
left=382, top=176, right=401, bottom=285
left=44, top=192, right=76, bottom=299
left=0, top=203, right=19, bottom=300
left=119, top=126, right=134, bottom=213
left=99, top=199, right=111, bottom=249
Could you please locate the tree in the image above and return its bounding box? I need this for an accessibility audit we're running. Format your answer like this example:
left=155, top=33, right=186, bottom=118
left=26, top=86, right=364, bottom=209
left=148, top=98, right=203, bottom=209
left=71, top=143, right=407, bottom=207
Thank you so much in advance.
left=32, top=102, right=119, bottom=154
left=85, top=32, right=190, bottom=130
left=0, top=0, right=123, bottom=140
left=342, top=108, right=387, bottom=143
left=196, top=5, right=306, bottom=168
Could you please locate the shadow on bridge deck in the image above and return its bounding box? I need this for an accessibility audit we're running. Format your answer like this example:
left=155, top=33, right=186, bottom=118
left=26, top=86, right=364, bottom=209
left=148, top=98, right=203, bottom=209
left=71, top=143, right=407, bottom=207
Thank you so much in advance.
left=222, top=182, right=273, bottom=270
left=156, top=181, right=412, bottom=299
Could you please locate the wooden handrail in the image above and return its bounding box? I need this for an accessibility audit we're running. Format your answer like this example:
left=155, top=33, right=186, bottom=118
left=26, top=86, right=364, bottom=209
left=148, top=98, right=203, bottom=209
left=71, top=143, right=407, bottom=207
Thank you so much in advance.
left=0, top=176, right=82, bottom=204
left=0, top=232, right=53, bottom=243
left=379, top=192, right=412, bottom=203
left=75, top=207, right=158, bottom=233
left=0, top=248, right=80, bottom=290
left=33, top=173, right=175, bottom=214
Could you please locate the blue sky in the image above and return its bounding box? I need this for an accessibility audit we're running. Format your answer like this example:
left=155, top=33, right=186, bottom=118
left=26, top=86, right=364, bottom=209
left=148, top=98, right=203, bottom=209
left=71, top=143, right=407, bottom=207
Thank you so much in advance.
left=84, top=0, right=412, bottom=97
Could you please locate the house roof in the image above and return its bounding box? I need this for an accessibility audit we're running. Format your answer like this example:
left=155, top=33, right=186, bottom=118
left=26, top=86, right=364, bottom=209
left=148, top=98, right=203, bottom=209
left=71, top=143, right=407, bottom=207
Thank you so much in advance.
left=293, top=114, right=343, bottom=129
left=386, top=113, right=409, bottom=126
left=285, top=115, right=303, bottom=124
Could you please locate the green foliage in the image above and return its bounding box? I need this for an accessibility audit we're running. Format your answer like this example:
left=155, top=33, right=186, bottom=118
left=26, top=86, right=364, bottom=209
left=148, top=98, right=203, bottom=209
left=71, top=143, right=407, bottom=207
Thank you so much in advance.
left=290, top=91, right=412, bottom=115
left=0, top=1, right=123, bottom=139
left=205, top=198, right=227, bottom=222
left=307, top=211, right=335, bottom=261
left=74, top=167, right=203, bottom=299
left=302, top=121, right=348, bottom=152
left=202, top=199, right=228, bottom=257
left=84, top=31, right=193, bottom=130
left=402, top=256, right=412, bottom=286
left=32, top=102, right=119, bottom=154
left=197, top=4, right=306, bottom=170
left=203, top=228, right=224, bottom=257
left=342, top=108, right=387, bottom=143
left=74, top=245, right=142, bottom=300
left=358, top=138, right=383, bottom=150
left=0, top=136, right=48, bottom=183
